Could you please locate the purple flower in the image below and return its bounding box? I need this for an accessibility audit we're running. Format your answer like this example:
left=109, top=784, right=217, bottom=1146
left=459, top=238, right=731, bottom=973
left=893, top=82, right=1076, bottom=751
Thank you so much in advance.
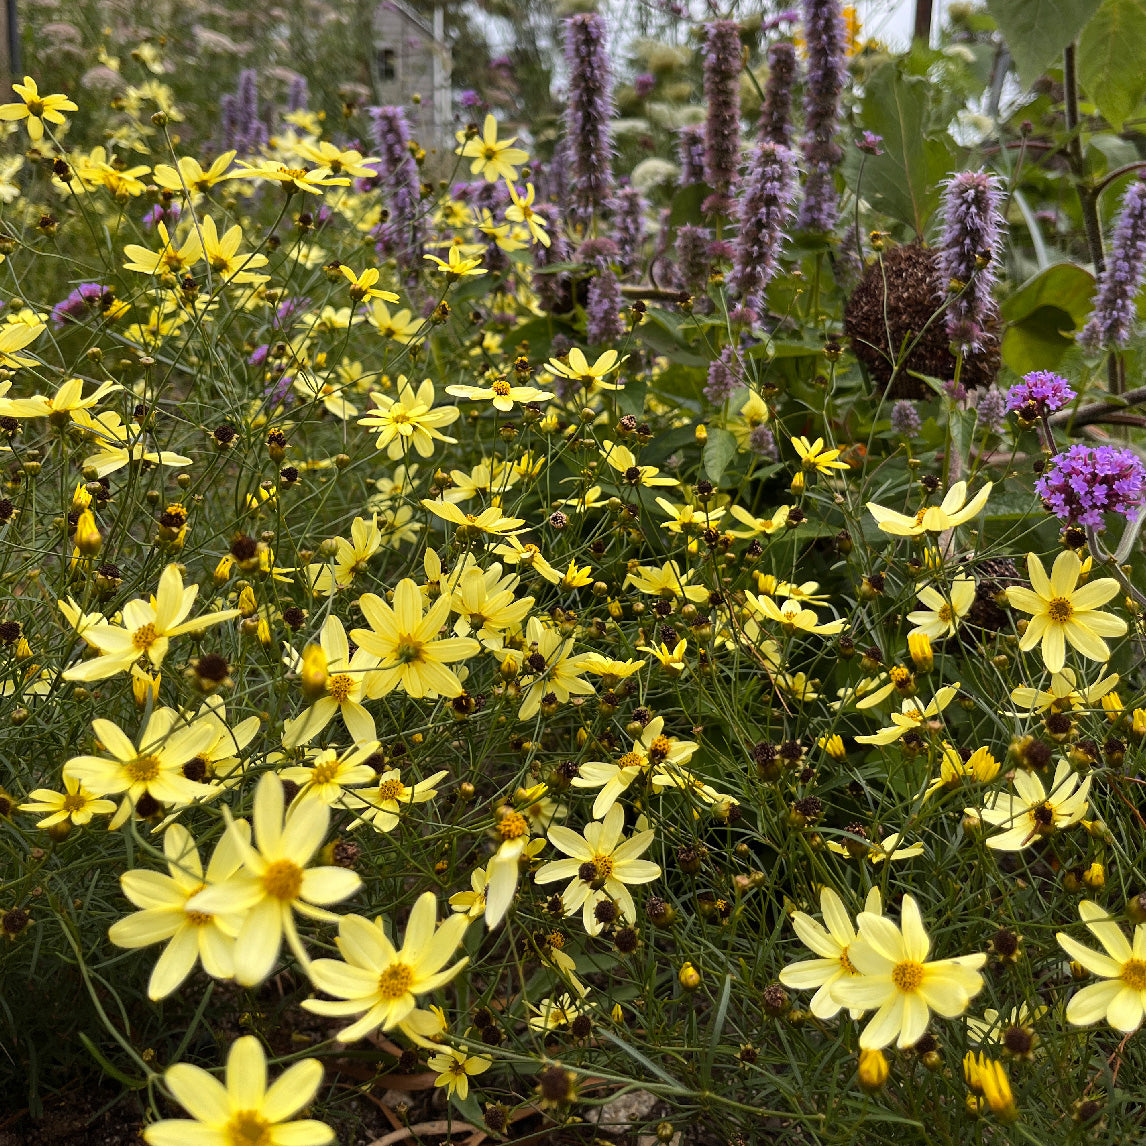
left=856, top=131, right=883, bottom=156
left=613, top=185, right=646, bottom=276
left=704, top=346, right=742, bottom=403
left=937, top=169, right=1005, bottom=355
left=727, top=142, right=797, bottom=318
left=532, top=206, right=574, bottom=314
left=368, top=106, right=426, bottom=270
left=759, top=42, right=798, bottom=148
left=287, top=75, right=309, bottom=113
left=1080, top=178, right=1146, bottom=350
left=263, top=374, right=294, bottom=407
left=890, top=400, right=921, bottom=436
left=676, top=124, right=706, bottom=187
left=1036, top=444, right=1146, bottom=529
left=634, top=72, right=656, bottom=99
left=586, top=269, right=624, bottom=344
left=51, top=282, right=108, bottom=328
left=703, top=20, right=743, bottom=214
left=142, top=202, right=181, bottom=230
left=220, top=68, right=267, bottom=154
left=797, top=0, right=846, bottom=231
left=1005, top=370, right=1077, bottom=419
left=749, top=424, right=778, bottom=458
left=459, top=89, right=483, bottom=109
left=564, top=13, right=616, bottom=222
left=974, top=387, right=1007, bottom=432
left=675, top=224, right=712, bottom=292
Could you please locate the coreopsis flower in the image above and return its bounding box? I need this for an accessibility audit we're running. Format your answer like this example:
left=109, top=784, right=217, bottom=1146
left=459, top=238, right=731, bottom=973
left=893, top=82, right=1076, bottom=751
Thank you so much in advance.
left=19, top=774, right=115, bottom=829
left=303, top=516, right=383, bottom=596
left=0, top=77, right=77, bottom=142
left=76, top=410, right=193, bottom=478
left=826, top=832, right=924, bottom=863
left=280, top=742, right=381, bottom=806
left=185, top=697, right=261, bottom=784
left=352, top=579, right=479, bottom=699
left=449, top=863, right=491, bottom=919
left=456, top=113, right=529, bottom=183
left=572, top=715, right=697, bottom=818
left=654, top=497, right=726, bottom=534
left=187, top=773, right=360, bottom=984
left=1007, top=668, right=1120, bottom=714
left=63, top=564, right=239, bottom=682
left=0, top=375, right=120, bottom=422
left=357, top=378, right=460, bottom=460
left=303, top=891, right=469, bottom=1041
left=429, top=1047, right=492, bottom=1101
left=831, top=894, right=987, bottom=1049
left=192, top=215, right=270, bottom=286
left=966, top=1003, right=1046, bottom=1055
left=545, top=347, right=623, bottom=392
left=907, top=574, right=976, bottom=640
left=297, top=140, right=379, bottom=178
left=338, top=264, right=400, bottom=304
left=792, top=436, right=849, bottom=476
left=599, top=440, right=679, bottom=489
left=922, top=744, right=1000, bottom=801
left=62, top=708, right=216, bottom=829
left=152, top=150, right=237, bottom=197
left=485, top=805, right=540, bottom=929
left=976, top=760, right=1090, bottom=851
left=534, top=805, right=660, bottom=935
left=1080, top=176, right=1146, bottom=350
left=450, top=565, right=533, bottom=649
left=505, top=181, right=550, bottom=246
left=345, top=766, right=448, bottom=833
left=425, top=246, right=485, bottom=277
left=1057, top=900, right=1146, bottom=1032
left=281, top=615, right=382, bottom=747
left=637, top=637, right=688, bottom=675
left=855, top=684, right=961, bottom=746
left=1005, top=550, right=1126, bottom=674
left=420, top=498, right=526, bottom=538
left=369, top=298, right=422, bottom=342
left=233, top=159, right=351, bottom=194
left=446, top=375, right=553, bottom=412
left=503, top=615, right=595, bottom=720
left=142, top=1036, right=333, bottom=1146
left=1035, top=444, right=1146, bottom=529
left=122, top=222, right=203, bottom=276
left=529, top=992, right=587, bottom=1032
left=779, top=887, right=883, bottom=1018
left=108, top=822, right=247, bottom=999
left=493, top=536, right=561, bottom=584
left=624, top=560, right=709, bottom=602
left=0, top=320, right=46, bottom=369
left=747, top=594, right=846, bottom=636
left=867, top=481, right=993, bottom=537
left=727, top=504, right=791, bottom=537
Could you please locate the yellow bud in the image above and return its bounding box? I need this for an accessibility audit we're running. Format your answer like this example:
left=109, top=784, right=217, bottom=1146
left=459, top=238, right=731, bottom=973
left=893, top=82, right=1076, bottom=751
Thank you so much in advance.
left=857, top=1049, right=889, bottom=1092
left=75, top=509, right=102, bottom=556
left=70, top=482, right=92, bottom=512
left=299, top=643, right=328, bottom=701
left=256, top=617, right=272, bottom=647
left=214, top=554, right=235, bottom=584
left=908, top=631, right=934, bottom=671
left=789, top=471, right=805, bottom=495
left=131, top=668, right=161, bottom=709
left=611, top=1002, right=624, bottom=1023
left=237, top=585, right=258, bottom=617
left=1082, top=861, right=1105, bottom=889
left=678, top=961, right=701, bottom=990
left=694, top=423, right=708, bottom=444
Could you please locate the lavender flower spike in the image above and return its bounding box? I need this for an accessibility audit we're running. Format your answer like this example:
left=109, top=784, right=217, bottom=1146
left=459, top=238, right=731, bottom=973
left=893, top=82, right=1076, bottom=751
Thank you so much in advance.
left=677, top=124, right=706, bottom=187
left=564, top=13, right=616, bottom=222
left=797, top=0, right=846, bottom=231
left=760, top=41, right=798, bottom=147
left=703, top=20, right=743, bottom=214
left=1080, top=178, right=1146, bottom=350
left=937, top=169, right=1005, bottom=356
left=727, top=142, right=798, bottom=318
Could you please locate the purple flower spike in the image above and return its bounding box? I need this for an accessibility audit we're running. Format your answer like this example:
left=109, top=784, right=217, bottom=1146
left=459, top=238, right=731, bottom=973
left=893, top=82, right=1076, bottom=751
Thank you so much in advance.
left=1080, top=178, right=1146, bottom=351
left=677, top=124, right=706, bottom=187
left=564, top=13, right=616, bottom=222
left=1036, top=444, right=1146, bottom=529
left=703, top=20, right=743, bottom=214
left=797, top=0, right=846, bottom=231
left=760, top=42, right=798, bottom=147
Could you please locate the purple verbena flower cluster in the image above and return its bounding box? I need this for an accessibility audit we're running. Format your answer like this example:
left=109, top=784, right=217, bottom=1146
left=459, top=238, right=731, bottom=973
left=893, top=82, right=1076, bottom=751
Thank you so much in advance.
left=1079, top=178, right=1146, bottom=350
left=1036, top=444, right=1146, bottom=529
left=703, top=20, right=743, bottom=214
left=797, top=0, right=846, bottom=231
left=564, top=14, right=616, bottom=221
left=51, top=282, right=108, bottom=327
left=937, top=169, right=1005, bottom=356
left=759, top=42, right=797, bottom=148
left=1005, top=370, right=1077, bottom=419
left=727, top=141, right=797, bottom=318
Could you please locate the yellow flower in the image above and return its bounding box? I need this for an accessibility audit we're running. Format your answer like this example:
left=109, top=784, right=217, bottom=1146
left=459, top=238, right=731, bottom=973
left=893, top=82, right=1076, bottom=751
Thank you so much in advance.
left=922, top=743, right=999, bottom=801
left=831, top=894, right=986, bottom=1049
left=450, top=565, right=534, bottom=649
left=303, top=891, right=469, bottom=1041
left=449, top=864, right=490, bottom=919
left=1057, top=899, right=1146, bottom=1032
left=855, top=684, right=961, bottom=746
left=446, top=376, right=553, bottom=412
left=63, top=564, right=239, bottom=682
left=424, top=246, right=486, bottom=277
left=0, top=76, right=77, bottom=142
left=727, top=503, right=791, bottom=537
left=0, top=375, right=120, bottom=422
left=152, top=150, right=238, bottom=196
left=976, top=760, right=1090, bottom=851
left=122, top=221, right=202, bottom=276
left=338, top=264, right=400, bottom=303
left=352, top=579, right=478, bottom=699
left=456, top=114, right=529, bottom=183
left=303, top=515, right=382, bottom=595
left=143, top=1035, right=333, bottom=1146
left=368, top=298, right=422, bottom=343
left=907, top=574, right=976, bottom=640
left=599, top=440, right=679, bottom=488
left=420, top=497, right=526, bottom=538
left=357, top=377, right=460, bottom=460
left=545, top=347, right=624, bottom=392
left=792, top=435, right=849, bottom=475
left=637, top=637, right=688, bottom=676
left=280, top=742, right=381, bottom=805
left=867, top=480, right=993, bottom=537
left=499, top=615, right=594, bottom=720
left=505, top=181, right=550, bottom=245
left=108, top=822, right=248, bottom=999
left=345, top=766, right=448, bottom=833
left=428, top=1046, right=492, bottom=1101
left=187, top=773, right=361, bottom=985
left=1005, top=550, right=1126, bottom=674
left=233, top=159, right=351, bottom=195
left=297, top=140, right=379, bottom=177
left=1006, top=668, right=1120, bottom=714
left=0, top=320, right=46, bottom=369
left=654, top=497, right=726, bottom=535
left=19, top=773, right=115, bottom=829
left=747, top=593, right=845, bottom=636
left=196, top=215, right=269, bottom=285
left=964, top=1053, right=1017, bottom=1120
left=624, top=559, right=708, bottom=602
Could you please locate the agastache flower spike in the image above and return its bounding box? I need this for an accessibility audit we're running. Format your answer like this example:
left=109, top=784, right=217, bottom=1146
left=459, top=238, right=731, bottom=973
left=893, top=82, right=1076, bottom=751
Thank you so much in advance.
left=937, top=169, right=1005, bottom=356
left=1080, top=178, right=1146, bottom=350
left=703, top=20, right=743, bottom=215
left=613, top=185, right=647, bottom=277
left=676, top=124, right=706, bottom=186
left=369, top=106, right=426, bottom=271
left=564, top=13, right=616, bottom=222
left=760, top=42, right=798, bottom=147
left=797, top=0, right=846, bottom=231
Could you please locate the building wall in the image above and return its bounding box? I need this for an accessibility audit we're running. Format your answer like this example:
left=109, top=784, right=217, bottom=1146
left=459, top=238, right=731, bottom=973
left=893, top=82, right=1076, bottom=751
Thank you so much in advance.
left=371, top=3, right=441, bottom=142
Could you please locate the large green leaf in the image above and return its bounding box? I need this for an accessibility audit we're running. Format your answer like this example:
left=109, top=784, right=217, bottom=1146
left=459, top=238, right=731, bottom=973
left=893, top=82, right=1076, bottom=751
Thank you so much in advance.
left=1000, top=262, right=1095, bottom=374
left=841, top=64, right=955, bottom=234
left=703, top=428, right=739, bottom=485
left=1078, top=0, right=1146, bottom=130
left=985, top=0, right=1098, bottom=87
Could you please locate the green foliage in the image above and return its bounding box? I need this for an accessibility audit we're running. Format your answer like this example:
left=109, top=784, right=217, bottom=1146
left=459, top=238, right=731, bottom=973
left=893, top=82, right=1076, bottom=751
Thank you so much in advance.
left=985, top=0, right=1099, bottom=87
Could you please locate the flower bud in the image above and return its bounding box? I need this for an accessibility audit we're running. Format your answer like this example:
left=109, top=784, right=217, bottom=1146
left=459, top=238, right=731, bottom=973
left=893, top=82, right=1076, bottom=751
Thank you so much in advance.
left=74, top=509, right=102, bottom=556
left=300, top=643, right=328, bottom=701
left=857, top=1049, right=889, bottom=1092
left=678, top=961, right=701, bottom=991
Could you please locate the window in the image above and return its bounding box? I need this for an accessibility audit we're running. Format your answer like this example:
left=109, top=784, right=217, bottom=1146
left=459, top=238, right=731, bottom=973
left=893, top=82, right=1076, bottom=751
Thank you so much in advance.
left=377, top=47, right=396, bottom=82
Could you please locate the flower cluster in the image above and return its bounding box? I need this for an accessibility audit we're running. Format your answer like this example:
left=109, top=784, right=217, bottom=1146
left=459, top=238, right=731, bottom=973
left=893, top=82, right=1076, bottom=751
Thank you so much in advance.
left=1035, top=443, right=1146, bottom=529
left=1006, top=370, right=1077, bottom=418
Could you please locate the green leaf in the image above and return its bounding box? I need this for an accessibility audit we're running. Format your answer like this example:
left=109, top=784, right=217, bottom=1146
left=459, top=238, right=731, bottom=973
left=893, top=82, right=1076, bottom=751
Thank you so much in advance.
left=985, top=0, right=1098, bottom=87
left=1000, top=262, right=1095, bottom=374
left=1078, top=0, right=1146, bottom=130
left=667, top=182, right=707, bottom=230
left=840, top=64, right=956, bottom=234
left=703, top=428, right=738, bottom=485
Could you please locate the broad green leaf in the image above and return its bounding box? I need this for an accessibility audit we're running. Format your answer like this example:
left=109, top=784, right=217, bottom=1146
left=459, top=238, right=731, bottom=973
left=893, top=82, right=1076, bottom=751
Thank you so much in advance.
left=1000, top=262, right=1095, bottom=373
left=840, top=64, right=956, bottom=234
left=703, top=427, right=738, bottom=485
left=985, top=0, right=1098, bottom=88
left=1078, top=0, right=1146, bottom=130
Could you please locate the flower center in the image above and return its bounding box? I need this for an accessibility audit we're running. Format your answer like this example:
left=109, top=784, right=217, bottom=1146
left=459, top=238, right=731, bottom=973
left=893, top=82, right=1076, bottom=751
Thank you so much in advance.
left=497, top=811, right=528, bottom=840
left=226, top=1111, right=271, bottom=1146
left=262, top=859, right=303, bottom=901
left=394, top=636, right=425, bottom=664
left=310, top=759, right=341, bottom=786
left=937, top=604, right=953, bottom=623
left=327, top=672, right=355, bottom=703
left=1122, top=958, right=1146, bottom=991
left=1031, top=802, right=1056, bottom=830
left=378, top=961, right=414, bottom=999
left=491, top=379, right=511, bottom=396
left=390, top=410, right=412, bottom=425
left=1047, top=597, right=1073, bottom=623
left=592, top=854, right=614, bottom=881
left=839, top=946, right=857, bottom=975
left=126, top=754, right=161, bottom=783
left=133, top=623, right=160, bottom=651
left=618, top=751, right=645, bottom=771
left=891, top=960, right=925, bottom=992
left=890, top=665, right=912, bottom=687
left=647, top=735, right=672, bottom=763
left=62, top=793, right=87, bottom=812
left=376, top=778, right=405, bottom=801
